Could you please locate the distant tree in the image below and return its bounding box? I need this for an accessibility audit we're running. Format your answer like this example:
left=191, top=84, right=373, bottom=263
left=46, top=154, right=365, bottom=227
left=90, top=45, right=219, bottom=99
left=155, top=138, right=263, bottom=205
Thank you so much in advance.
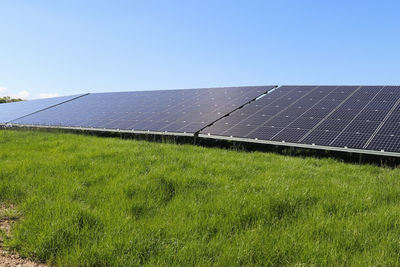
left=0, top=96, right=24, bottom=104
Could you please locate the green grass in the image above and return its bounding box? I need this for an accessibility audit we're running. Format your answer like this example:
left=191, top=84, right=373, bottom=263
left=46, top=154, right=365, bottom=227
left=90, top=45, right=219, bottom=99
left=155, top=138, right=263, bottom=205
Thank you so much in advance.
left=1, top=129, right=400, bottom=266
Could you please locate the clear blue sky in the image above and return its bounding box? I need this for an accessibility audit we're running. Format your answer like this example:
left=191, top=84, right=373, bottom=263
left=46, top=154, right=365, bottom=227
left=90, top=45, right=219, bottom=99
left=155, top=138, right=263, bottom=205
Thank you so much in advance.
left=1, top=0, right=399, bottom=99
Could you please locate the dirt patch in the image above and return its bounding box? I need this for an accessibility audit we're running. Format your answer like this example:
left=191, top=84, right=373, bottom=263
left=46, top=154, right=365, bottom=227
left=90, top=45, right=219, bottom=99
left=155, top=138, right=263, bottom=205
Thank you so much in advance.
left=0, top=204, right=47, bottom=267
left=0, top=218, right=16, bottom=238
left=0, top=248, right=47, bottom=267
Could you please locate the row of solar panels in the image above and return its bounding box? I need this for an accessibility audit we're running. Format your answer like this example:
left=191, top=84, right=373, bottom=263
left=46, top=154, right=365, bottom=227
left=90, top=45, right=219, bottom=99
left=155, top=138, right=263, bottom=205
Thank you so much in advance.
left=1, top=85, right=400, bottom=157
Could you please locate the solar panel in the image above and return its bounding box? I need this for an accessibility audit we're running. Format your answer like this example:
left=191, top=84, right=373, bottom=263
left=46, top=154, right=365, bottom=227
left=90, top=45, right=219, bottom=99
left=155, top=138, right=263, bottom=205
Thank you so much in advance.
left=200, top=86, right=400, bottom=155
left=0, top=94, right=86, bottom=123
left=9, top=86, right=275, bottom=134
left=5, top=84, right=400, bottom=157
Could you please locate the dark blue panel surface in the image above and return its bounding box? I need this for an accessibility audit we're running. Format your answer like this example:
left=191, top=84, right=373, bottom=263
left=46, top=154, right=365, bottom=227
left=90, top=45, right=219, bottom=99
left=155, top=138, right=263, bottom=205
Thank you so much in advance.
left=356, top=109, right=389, bottom=121
left=7, top=85, right=400, bottom=155
left=201, top=85, right=400, bottom=154
left=345, top=120, right=380, bottom=134
left=288, top=117, right=321, bottom=130
left=0, top=94, right=85, bottom=123
left=271, top=128, right=309, bottom=143
left=331, top=132, right=371, bottom=149
left=315, top=119, right=351, bottom=132
left=263, top=116, right=297, bottom=128
left=246, top=126, right=283, bottom=139
left=302, top=130, right=340, bottom=146
left=12, top=86, right=274, bottom=134
left=367, top=135, right=400, bottom=152
left=224, top=124, right=256, bottom=137
left=301, top=108, right=333, bottom=118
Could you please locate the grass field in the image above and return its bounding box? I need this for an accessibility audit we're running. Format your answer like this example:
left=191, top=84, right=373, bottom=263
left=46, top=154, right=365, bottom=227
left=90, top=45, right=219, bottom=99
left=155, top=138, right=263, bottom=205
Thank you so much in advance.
left=1, top=129, right=400, bottom=266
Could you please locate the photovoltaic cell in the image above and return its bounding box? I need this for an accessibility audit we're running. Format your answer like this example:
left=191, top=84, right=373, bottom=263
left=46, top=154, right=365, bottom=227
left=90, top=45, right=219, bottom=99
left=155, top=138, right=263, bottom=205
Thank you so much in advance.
left=331, top=132, right=372, bottom=149
left=10, top=86, right=275, bottom=134
left=271, top=128, right=309, bottom=143
left=386, top=111, right=400, bottom=122
left=260, top=105, right=287, bottom=115
left=225, top=124, right=255, bottom=137
left=243, top=114, right=273, bottom=125
left=377, top=122, right=400, bottom=136
left=246, top=126, right=283, bottom=139
left=313, top=100, right=343, bottom=109
left=287, top=117, right=321, bottom=130
left=200, top=85, right=400, bottom=155
left=344, top=120, right=381, bottom=134
left=328, top=109, right=360, bottom=120
left=0, top=94, right=86, bottom=123
left=324, top=92, right=350, bottom=101
left=5, top=84, right=400, bottom=156
left=314, top=119, right=350, bottom=132
left=295, top=99, right=322, bottom=108
left=302, top=108, right=333, bottom=118
left=348, top=92, right=376, bottom=101
left=263, top=116, right=297, bottom=127
left=302, top=130, right=340, bottom=146
left=365, top=101, right=396, bottom=111
left=340, top=101, right=369, bottom=110
left=279, top=107, right=308, bottom=116
left=367, top=135, right=400, bottom=152
left=374, top=93, right=400, bottom=102
left=356, top=110, right=388, bottom=121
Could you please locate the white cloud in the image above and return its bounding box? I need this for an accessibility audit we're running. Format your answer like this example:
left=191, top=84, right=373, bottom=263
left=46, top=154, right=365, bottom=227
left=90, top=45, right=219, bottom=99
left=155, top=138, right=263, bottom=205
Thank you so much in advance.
left=39, top=93, right=60, bottom=99
left=1, top=87, right=60, bottom=100
left=17, top=90, right=31, bottom=99
left=0, top=86, right=31, bottom=99
left=0, top=87, right=8, bottom=96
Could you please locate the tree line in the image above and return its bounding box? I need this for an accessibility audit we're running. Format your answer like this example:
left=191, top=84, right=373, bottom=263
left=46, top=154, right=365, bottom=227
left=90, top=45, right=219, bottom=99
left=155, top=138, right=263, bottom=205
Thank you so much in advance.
left=0, top=96, right=24, bottom=104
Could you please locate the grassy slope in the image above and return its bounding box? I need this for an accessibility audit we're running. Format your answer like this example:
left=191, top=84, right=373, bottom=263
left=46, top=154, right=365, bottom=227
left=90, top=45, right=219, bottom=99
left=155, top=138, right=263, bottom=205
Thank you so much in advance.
left=1, top=130, right=400, bottom=266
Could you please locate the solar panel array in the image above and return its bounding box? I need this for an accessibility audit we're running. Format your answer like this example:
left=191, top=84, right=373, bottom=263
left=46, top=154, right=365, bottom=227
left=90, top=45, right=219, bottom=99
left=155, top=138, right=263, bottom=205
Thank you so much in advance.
left=200, top=86, right=400, bottom=154
left=0, top=94, right=86, bottom=123
left=10, top=86, right=273, bottom=134
left=3, top=85, right=400, bottom=156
